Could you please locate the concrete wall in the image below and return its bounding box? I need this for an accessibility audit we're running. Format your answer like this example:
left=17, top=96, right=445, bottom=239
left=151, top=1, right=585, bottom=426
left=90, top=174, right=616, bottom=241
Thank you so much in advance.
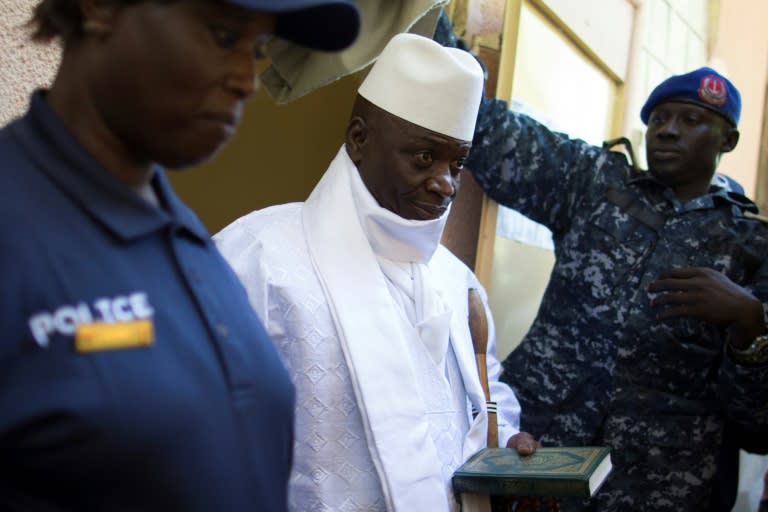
left=0, top=0, right=58, bottom=124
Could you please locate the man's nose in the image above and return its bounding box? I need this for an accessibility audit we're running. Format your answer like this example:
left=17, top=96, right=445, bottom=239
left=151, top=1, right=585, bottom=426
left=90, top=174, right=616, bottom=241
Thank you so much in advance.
left=426, top=167, right=456, bottom=198
left=656, top=117, right=680, bottom=138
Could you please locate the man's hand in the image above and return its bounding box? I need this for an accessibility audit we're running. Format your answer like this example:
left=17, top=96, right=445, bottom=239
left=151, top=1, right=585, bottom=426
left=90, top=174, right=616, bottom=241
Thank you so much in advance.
left=506, top=431, right=539, bottom=455
left=648, top=266, right=765, bottom=346
left=505, top=434, right=557, bottom=511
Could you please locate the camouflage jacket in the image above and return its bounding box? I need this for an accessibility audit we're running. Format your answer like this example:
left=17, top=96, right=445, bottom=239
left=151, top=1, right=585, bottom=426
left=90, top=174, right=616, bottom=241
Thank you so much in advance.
left=467, top=98, right=768, bottom=511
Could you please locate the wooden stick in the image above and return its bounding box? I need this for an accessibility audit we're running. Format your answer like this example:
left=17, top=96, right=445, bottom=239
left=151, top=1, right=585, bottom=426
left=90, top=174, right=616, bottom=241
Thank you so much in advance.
left=468, top=288, right=498, bottom=449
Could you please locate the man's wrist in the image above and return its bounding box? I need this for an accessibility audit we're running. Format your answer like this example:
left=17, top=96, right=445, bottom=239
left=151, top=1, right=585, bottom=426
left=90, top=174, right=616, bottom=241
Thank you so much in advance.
left=728, top=298, right=767, bottom=349
left=728, top=332, right=768, bottom=366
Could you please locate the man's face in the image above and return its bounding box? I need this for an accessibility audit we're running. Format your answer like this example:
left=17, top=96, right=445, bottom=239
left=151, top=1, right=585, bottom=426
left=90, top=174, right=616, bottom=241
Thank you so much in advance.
left=645, top=101, right=736, bottom=198
left=88, top=0, right=274, bottom=169
left=348, top=111, right=471, bottom=221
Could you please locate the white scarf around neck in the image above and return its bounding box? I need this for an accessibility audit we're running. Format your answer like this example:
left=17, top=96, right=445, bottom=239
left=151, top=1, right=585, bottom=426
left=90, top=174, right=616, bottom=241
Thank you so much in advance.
left=346, top=153, right=450, bottom=264
left=301, top=146, right=491, bottom=512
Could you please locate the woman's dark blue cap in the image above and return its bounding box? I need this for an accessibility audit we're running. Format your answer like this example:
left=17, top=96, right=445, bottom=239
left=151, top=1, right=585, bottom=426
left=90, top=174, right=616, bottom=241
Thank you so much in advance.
left=225, top=0, right=360, bottom=52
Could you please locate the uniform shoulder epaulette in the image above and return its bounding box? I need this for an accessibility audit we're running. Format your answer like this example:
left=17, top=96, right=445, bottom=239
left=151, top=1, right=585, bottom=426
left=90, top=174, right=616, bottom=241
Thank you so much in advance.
left=744, top=210, right=768, bottom=223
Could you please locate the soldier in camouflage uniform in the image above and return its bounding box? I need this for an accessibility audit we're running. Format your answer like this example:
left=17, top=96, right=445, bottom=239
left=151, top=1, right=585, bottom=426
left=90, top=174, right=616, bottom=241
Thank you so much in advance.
left=465, top=68, right=768, bottom=511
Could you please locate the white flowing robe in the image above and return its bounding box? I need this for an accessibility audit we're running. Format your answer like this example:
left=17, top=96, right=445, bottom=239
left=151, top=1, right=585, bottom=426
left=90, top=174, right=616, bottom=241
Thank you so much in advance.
left=215, top=147, right=521, bottom=511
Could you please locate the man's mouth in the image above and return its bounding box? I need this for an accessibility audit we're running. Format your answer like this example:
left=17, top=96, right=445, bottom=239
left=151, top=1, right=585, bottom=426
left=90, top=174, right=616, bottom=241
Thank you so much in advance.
left=649, top=146, right=681, bottom=161
left=411, top=201, right=448, bottom=219
left=199, top=112, right=239, bottom=134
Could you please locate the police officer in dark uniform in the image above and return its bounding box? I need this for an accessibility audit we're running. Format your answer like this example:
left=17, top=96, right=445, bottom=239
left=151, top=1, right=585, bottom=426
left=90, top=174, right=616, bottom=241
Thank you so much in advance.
left=466, top=67, right=768, bottom=511
left=0, top=0, right=359, bottom=510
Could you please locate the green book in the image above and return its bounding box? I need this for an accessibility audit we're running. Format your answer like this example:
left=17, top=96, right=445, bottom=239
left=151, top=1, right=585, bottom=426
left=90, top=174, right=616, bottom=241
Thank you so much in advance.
left=452, top=446, right=612, bottom=498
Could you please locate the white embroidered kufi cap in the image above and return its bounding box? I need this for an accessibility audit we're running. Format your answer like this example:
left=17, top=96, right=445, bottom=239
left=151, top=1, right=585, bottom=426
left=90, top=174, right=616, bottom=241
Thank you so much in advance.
left=357, top=33, right=484, bottom=141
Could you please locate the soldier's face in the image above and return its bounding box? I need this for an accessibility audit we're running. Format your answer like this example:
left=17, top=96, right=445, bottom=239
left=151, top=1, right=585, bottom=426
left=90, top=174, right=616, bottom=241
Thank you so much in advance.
left=645, top=102, right=737, bottom=198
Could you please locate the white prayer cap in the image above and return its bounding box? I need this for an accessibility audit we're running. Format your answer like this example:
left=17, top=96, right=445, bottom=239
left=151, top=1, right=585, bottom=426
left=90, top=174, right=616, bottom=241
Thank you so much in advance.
left=357, top=33, right=484, bottom=141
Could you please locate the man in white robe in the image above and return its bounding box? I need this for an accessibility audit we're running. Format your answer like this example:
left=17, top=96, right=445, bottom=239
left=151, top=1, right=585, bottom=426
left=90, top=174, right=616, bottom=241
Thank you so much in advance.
left=215, top=33, right=536, bottom=512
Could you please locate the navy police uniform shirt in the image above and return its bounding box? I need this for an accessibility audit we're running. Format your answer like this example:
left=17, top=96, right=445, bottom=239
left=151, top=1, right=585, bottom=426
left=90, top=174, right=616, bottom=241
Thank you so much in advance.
left=0, top=92, right=295, bottom=511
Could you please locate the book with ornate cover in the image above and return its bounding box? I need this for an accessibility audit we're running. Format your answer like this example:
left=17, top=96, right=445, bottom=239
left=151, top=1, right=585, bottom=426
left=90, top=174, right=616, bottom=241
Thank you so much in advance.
left=453, top=446, right=612, bottom=498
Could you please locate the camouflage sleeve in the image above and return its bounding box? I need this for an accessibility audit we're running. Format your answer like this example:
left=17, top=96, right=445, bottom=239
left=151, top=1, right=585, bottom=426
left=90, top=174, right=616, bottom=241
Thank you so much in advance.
left=466, top=98, right=624, bottom=236
left=719, top=258, right=768, bottom=448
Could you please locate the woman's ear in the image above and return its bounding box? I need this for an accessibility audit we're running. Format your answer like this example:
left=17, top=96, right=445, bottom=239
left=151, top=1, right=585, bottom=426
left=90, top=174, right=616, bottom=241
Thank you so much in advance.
left=345, top=116, right=368, bottom=165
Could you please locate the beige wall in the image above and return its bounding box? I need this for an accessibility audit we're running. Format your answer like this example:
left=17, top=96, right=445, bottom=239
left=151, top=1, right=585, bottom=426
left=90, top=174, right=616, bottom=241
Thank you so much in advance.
left=710, top=0, right=768, bottom=196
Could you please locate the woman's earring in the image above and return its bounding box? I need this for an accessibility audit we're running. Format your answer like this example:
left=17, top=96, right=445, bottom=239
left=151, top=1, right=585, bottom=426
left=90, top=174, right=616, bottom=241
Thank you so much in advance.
left=83, top=19, right=110, bottom=35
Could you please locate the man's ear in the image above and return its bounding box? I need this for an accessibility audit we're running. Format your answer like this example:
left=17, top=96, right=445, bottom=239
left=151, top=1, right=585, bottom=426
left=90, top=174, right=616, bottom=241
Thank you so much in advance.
left=80, top=0, right=120, bottom=35
left=345, top=116, right=368, bottom=165
left=720, top=127, right=740, bottom=154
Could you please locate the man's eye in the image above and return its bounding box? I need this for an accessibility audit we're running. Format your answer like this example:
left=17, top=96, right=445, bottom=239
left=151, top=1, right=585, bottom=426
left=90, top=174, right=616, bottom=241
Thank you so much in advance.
left=209, top=24, right=239, bottom=49
left=417, top=151, right=433, bottom=164
left=455, top=158, right=466, bottom=170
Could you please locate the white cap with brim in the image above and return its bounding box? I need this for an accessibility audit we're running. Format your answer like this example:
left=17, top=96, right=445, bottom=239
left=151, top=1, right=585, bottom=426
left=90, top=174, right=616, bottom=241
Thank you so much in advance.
left=357, top=33, right=484, bottom=141
left=224, top=0, right=360, bottom=51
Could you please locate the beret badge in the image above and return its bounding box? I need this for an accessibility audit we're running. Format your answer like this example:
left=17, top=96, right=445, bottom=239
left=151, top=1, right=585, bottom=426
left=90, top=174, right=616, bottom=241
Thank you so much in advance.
left=699, top=74, right=728, bottom=106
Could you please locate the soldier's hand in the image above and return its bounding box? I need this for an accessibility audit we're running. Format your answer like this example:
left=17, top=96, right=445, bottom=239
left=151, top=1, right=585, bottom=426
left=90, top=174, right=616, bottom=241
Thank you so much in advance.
left=648, top=266, right=764, bottom=345
left=506, top=431, right=539, bottom=455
